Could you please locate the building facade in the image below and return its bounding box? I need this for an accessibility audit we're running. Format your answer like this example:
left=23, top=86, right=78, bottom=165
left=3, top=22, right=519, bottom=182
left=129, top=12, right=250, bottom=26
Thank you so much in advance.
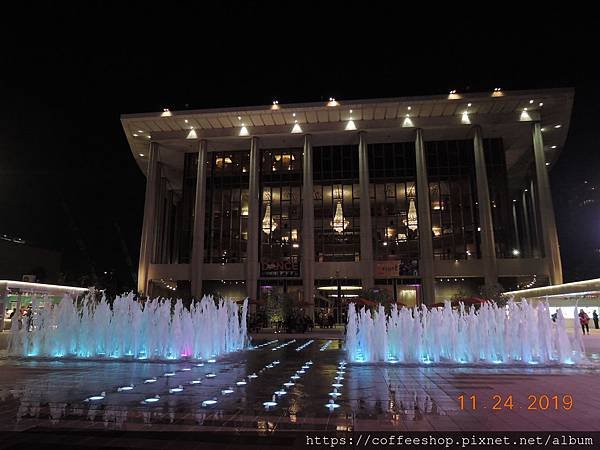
left=122, top=88, right=573, bottom=319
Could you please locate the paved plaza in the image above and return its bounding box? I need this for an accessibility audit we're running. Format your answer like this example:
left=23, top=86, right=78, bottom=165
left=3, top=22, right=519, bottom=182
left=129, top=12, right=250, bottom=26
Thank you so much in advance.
left=0, top=336, right=599, bottom=445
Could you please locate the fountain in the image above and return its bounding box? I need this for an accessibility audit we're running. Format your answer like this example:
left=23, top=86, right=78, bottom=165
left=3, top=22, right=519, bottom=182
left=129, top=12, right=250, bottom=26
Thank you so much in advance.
left=345, top=300, right=586, bottom=365
left=9, top=293, right=248, bottom=361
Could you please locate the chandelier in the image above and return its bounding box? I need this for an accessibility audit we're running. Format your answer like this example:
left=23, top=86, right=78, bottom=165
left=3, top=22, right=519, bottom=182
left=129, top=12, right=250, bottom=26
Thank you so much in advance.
left=262, top=202, right=277, bottom=234
left=331, top=200, right=349, bottom=233
left=407, top=198, right=418, bottom=231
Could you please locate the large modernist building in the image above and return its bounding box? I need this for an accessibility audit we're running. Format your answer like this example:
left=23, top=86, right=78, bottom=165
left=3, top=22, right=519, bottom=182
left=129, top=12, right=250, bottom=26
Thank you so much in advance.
left=121, top=88, right=573, bottom=319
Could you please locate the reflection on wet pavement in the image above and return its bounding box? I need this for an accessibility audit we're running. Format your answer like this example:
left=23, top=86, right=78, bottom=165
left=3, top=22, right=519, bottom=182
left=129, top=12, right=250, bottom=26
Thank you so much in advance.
left=1, top=338, right=599, bottom=432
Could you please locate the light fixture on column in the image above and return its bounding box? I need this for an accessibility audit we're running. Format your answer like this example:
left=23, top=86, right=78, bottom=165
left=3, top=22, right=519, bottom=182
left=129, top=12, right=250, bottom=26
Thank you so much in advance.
left=186, top=127, right=198, bottom=139
left=330, top=186, right=349, bottom=233
left=402, top=115, right=414, bottom=128
left=291, top=121, right=303, bottom=134
left=407, top=198, right=418, bottom=231
left=520, top=107, right=532, bottom=121
left=345, top=120, right=356, bottom=131
left=239, top=124, right=249, bottom=136
left=461, top=111, right=471, bottom=124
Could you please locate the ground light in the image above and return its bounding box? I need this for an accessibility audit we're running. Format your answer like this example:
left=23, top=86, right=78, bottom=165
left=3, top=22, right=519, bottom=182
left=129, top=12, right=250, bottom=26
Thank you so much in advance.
left=325, top=399, right=340, bottom=411
left=169, top=385, right=184, bottom=394
left=85, top=392, right=106, bottom=401
left=329, top=388, right=341, bottom=398
left=189, top=379, right=202, bottom=385
left=263, top=395, right=278, bottom=410
left=142, top=395, right=160, bottom=404
left=144, top=377, right=157, bottom=384
left=117, top=385, right=134, bottom=392
left=201, top=399, right=217, bottom=407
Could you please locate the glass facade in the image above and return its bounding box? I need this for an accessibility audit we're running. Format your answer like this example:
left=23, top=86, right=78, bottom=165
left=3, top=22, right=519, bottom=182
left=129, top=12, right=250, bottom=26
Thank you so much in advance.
left=369, top=142, right=419, bottom=275
left=177, top=152, right=198, bottom=264
left=204, top=151, right=250, bottom=263
left=426, top=140, right=480, bottom=260
left=313, top=145, right=360, bottom=262
left=156, top=124, right=555, bottom=307
left=259, top=149, right=303, bottom=274
left=511, top=168, right=544, bottom=259
left=484, top=138, right=515, bottom=258
left=314, top=278, right=361, bottom=325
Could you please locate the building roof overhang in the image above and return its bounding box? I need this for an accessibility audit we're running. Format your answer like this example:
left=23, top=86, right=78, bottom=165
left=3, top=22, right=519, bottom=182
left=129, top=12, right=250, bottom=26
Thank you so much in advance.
left=121, top=87, right=574, bottom=190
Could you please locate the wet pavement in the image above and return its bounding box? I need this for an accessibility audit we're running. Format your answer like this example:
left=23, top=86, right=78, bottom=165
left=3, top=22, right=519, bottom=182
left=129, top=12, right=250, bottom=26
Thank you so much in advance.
left=0, top=338, right=599, bottom=438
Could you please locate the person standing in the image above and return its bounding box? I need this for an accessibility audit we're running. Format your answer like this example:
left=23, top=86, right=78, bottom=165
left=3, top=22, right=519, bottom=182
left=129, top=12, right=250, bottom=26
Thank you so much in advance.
left=579, top=309, right=590, bottom=335
left=593, top=310, right=599, bottom=330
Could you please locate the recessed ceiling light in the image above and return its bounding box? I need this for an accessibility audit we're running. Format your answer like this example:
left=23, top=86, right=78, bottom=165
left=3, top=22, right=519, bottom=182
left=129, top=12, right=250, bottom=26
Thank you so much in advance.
left=349, top=109, right=353, bottom=113
left=139, top=153, right=145, bottom=157
left=467, top=103, right=472, bottom=107
left=407, top=106, right=411, bottom=110
left=138, top=130, right=143, bottom=133
left=539, top=102, right=544, bottom=107
left=184, top=119, right=188, bottom=123
left=292, top=113, right=296, bottom=117
left=545, top=162, right=550, bottom=166
left=551, top=145, right=557, bottom=149
left=133, top=133, right=138, bottom=137
left=529, top=100, right=534, bottom=104
left=555, top=124, right=562, bottom=128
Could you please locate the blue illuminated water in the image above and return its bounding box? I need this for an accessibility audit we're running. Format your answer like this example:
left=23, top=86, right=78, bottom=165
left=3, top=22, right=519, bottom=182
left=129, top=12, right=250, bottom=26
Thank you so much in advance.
left=8, top=294, right=248, bottom=361
left=345, top=300, right=587, bottom=365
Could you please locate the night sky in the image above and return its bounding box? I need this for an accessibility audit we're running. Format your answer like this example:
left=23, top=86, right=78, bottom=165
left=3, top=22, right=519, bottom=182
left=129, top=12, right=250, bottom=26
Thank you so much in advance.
left=1, top=4, right=598, bottom=289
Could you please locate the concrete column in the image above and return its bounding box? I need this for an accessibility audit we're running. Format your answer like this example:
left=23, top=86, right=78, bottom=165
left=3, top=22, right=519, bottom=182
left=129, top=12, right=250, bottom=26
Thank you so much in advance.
left=190, top=140, right=208, bottom=299
left=529, top=179, right=541, bottom=258
left=532, top=122, right=563, bottom=284
left=415, top=129, right=435, bottom=305
left=472, top=126, right=497, bottom=286
left=512, top=200, right=520, bottom=254
left=358, top=133, right=374, bottom=290
left=137, top=141, right=160, bottom=295
left=246, top=137, right=260, bottom=302
left=163, top=190, right=174, bottom=263
left=172, top=194, right=181, bottom=263
left=521, top=190, right=532, bottom=256
left=302, top=135, right=315, bottom=319
left=154, top=176, right=167, bottom=263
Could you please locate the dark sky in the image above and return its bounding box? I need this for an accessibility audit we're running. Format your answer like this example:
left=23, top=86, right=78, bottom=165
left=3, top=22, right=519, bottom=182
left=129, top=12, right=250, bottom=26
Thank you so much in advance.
left=1, top=4, right=599, bottom=287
